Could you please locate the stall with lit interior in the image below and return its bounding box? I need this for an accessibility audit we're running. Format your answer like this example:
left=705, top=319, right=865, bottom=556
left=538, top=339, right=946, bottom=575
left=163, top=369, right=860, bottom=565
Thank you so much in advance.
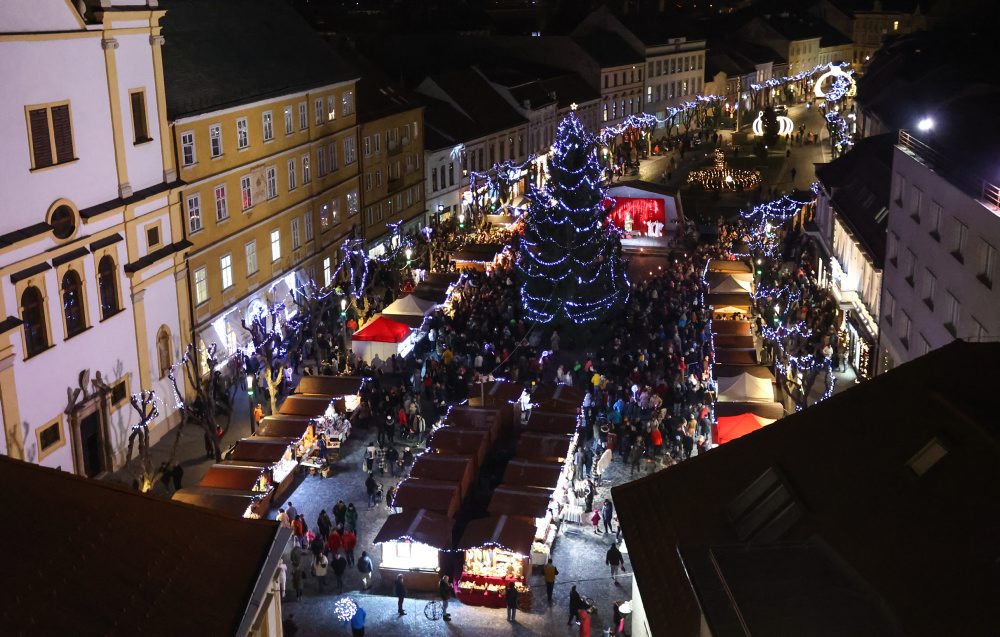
left=227, top=437, right=300, bottom=502
left=488, top=485, right=559, bottom=565
left=390, top=478, right=463, bottom=518
left=171, top=488, right=262, bottom=519
left=278, top=394, right=351, bottom=443
left=292, top=375, right=365, bottom=413
left=187, top=462, right=278, bottom=517
left=373, top=508, right=455, bottom=591
left=457, top=514, right=535, bottom=609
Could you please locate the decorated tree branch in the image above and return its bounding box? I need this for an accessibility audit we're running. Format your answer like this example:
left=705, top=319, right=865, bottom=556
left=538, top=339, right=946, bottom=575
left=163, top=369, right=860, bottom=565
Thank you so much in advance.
left=123, top=390, right=163, bottom=492
left=242, top=303, right=293, bottom=414
left=168, top=342, right=223, bottom=462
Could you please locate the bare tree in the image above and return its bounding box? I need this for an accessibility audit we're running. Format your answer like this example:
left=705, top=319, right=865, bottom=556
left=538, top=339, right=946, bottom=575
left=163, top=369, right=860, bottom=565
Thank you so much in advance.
left=123, top=390, right=164, bottom=492
left=293, top=279, right=339, bottom=368
left=169, top=343, right=223, bottom=462
left=242, top=303, right=293, bottom=415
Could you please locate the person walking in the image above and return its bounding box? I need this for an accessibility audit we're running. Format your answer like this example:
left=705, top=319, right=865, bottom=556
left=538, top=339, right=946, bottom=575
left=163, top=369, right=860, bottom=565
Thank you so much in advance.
left=276, top=558, right=287, bottom=600
left=591, top=508, right=601, bottom=534
left=365, top=473, right=378, bottom=509
left=505, top=581, right=519, bottom=622
left=394, top=574, right=407, bottom=615
left=286, top=501, right=298, bottom=522
left=439, top=575, right=453, bottom=621
left=253, top=403, right=265, bottom=431
left=568, top=585, right=583, bottom=625
left=345, top=502, right=359, bottom=533
left=342, top=528, right=357, bottom=566
left=312, top=551, right=329, bottom=593
left=331, top=552, right=348, bottom=593
left=292, top=565, right=305, bottom=601
left=606, top=543, right=626, bottom=585
left=601, top=499, right=615, bottom=535
left=543, top=559, right=559, bottom=604
left=357, top=551, right=374, bottom=590
left=349, top=604, right=367, bottom=637
left=325, top=526, right=342, bottom=556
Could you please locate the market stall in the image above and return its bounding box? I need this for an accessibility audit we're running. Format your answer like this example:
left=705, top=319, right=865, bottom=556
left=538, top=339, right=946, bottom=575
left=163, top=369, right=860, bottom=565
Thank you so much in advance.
left=451, top=243, right=506, bottom=271
left=426, top=426, right=491, bottom=470
left=716, top=370, right=776, bottom=403
left=293, top=375, right=364, bottom=412
left=381, top=294, right=439, bottom=328
left=457, top=515, right=535, bottom=610
left=530, top=383, right=586, bottom=415
left=488, top=485, right=559, bottom=565
left=468, top=380, right=527, bottom=430
left=501, top=459, right=564, bottom=490
left=714, top=348, right=759, bottom=366
left=408, top=454, right=476, bottom=500
left=390, top=478, right=463, bottom=518
left=350, top=315, right=415, bottom=363
left=195, top=463, right=276, bottom=514
left=707, top=259, right=752, bottom=273
left=441, top=406, right=502, bottom=445
left=713, top=334, right=756, bottom=350
left=515, top=432, right=572, bottom=463
left=712, top=319, right=753, bottom=336
left=373, top=508, right=455, bottom=591
left=278, top=395, right=352, bottom=442
left=714, top=400, right=785, bottom=421
left=171, top=487, right=263, bottom=519
left=708, top=271, right=754, bottom=294
left=524, top=410, right=579, bottom=436
left=227, top=437, right=300, bottom=501
left=707, top=293, right=752, bottom=316
left=716, top=412, right=777, bottom=444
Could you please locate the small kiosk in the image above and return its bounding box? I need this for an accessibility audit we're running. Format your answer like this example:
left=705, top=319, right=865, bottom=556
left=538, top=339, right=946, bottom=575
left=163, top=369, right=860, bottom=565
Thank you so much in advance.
left=502, top=458, right=564, bottom=490
left=293, top=375, right=365, bottom=413
left=373, top=508, right=455, bottom=591
left=194, top=463, right=276, bottom=517
left=172, top=488, right=263, bottom=519
left=408, top=454, right=476, bottom=500
left=457, top=514, right=535, bottom=609
left=278, top=395, right=351, bottom=442
left=524, top=410, right=580, bottom=436
left=489, top=485, right=559, bottom=565
left=441, top=406, right=502, bottom=445
left=515, top=433, right=572, bottom=463
left=227, top=437, right=299, bottom=501
left=530, top=383, right=587, bottom=416
left=468, top=380, right=527, bottom=429
left=426, top=426, right=491, bottom=471
left=390, top=478, right=463, bottom=518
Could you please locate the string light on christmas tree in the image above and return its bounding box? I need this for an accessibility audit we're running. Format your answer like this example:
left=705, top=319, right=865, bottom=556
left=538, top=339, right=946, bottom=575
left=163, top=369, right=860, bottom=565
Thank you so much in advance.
left=687, top=148, right=761, bottom=191
left=334, top=597, right=358, bottom=622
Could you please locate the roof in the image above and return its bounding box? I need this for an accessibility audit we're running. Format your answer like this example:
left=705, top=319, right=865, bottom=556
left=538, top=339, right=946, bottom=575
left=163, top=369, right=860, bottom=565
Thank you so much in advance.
left=421, top=67, right=527, bottom=139
left=539, top=72, right=601, bottom=108
left=391, top=478, right=463, bottom=517
left=230, top=437, right=295, bottom=465
left=515, top=432, right=572, bottom=462
left=409, top=454, right=476, bottom=494
left=352, top=315, right=411, bottom=343
left=427, top=426, right=491, bottom=461
left=373, top=509, right=455, bottom=549
left=356, top=73, right=423, bottom=124
left=613, top=341, right=1000, bottom=637
left=293, top=375, right=364, bottom=397
left=815, top=133, right=894, bottom=267
left=278, top=395, right=333, bottom=417
left=159, top=0, right=357, bottom=119
left=524, top=410, right=579, bottom=435
left=488, top=485, right=555, bottom=519
left=457, top=514, right=536, bottom=556
left=255, top=415, right=313, bottom=440
left=0, top=455, right=281, bottom=636
left=199, top=462, right=267, bottom=491
left=572, top=31, right=643, bottom=68
left=502, top=459, right=564, bottom=489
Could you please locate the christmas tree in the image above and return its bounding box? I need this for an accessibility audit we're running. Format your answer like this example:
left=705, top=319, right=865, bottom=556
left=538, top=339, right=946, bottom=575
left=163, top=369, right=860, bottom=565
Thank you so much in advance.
left=518, top=114, right=629, bottom=324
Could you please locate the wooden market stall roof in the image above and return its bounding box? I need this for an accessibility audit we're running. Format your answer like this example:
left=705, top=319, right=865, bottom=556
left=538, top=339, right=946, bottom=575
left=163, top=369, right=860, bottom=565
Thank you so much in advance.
left=293, top=375, right=364, bottom=397
left=198, top=462, right=268, bottom=491
left=408, top=454, right=476, bottom=500
left=452, top=242, right=505, bottom=264
left=707, top=259, right=752, bottom=273
left=713, top=334, right=756, bottom=350
left=171, top=487, right=260, bottom=519
left=373, top=508, right=455, bottom=550
left=442, top=406, right=502, bottom=444
left=706, top=292, right=753, bottom=309
left=502, top=458, right=564, bottom=489
left=530, top=383, right=586, bottom=414
left=391, top=478, right=463, bottom=518
left=515, top=432, right=572, bottom=462
left=524, top=410, right=579, bottom=436
left=427, top=426, right=491, bottom=468
left=713, top=319, right=753, bottom=335
left=278, top=395, right=333, bottom=417
left=714, top=348, right=759, bottom=366
left=230, top=437, right=297, bottom=465
left=457, top=514, right=536, bottom=556
left=488, top=485, right=556, bottom=519
left=255, top=415, right=313, bottom=440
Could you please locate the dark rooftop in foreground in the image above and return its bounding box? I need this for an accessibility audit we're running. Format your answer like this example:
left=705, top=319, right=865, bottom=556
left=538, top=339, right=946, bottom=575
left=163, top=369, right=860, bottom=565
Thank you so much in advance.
left=0, top=456, right=282, bottom=636
left=160, top=0, right=357, bottom=119
left=614, top=340, right=1000, bottom=637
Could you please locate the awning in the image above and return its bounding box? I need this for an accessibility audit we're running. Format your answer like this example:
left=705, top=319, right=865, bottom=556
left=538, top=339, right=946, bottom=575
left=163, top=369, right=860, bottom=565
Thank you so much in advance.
left=501, top=459, right=563, bottom=489
left=373, top=509, right=455, bottom=549
left=383, top=294, right=438, bottom=317
left=352, top=315, right=411, bottom=343
left=717, top=412, right=773, bottom=444
left=708, top=271, right=754, bottom=294
left=714, top=365, right=774, bottom=381
left=391, top=478, right=463, bottom=518
left=457, top=514, right=535, bottom=556
left=714, top=401, right=785, bottom=420
left=488, top=485, right=556, bottom=519
left=717, top=372, right=775, bottom=403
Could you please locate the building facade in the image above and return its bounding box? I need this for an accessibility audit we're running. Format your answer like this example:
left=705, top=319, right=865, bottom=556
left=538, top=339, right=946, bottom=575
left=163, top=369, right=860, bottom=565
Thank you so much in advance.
left=0, top=0, right=186, bottom=475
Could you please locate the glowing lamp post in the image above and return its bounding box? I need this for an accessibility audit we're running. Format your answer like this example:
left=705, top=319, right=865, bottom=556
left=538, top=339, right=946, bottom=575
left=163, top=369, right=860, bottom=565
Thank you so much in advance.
left=917, top=117, right=934, bottom=133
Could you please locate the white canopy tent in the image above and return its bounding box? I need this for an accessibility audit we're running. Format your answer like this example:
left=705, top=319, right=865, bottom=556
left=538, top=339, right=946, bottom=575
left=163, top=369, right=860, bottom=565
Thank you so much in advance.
left=717, top=372, right=776, bottom=403
left=383, top=294, right=438, bottom=317
left=711, top=273, right=754, bottom=294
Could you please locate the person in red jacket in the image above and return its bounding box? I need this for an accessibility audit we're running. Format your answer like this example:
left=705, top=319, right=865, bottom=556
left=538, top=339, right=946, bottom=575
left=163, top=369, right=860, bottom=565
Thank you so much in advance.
left=650, top=426, right=663, bottom=457
left=341, top=528, right=357, bottom=566
left=326, top=527, right=343, bottom=555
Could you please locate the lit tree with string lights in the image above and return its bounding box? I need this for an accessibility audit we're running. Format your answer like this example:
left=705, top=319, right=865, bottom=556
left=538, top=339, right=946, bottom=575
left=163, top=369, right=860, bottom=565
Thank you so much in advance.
left=518, top=113, right=629, bottom=326
left=123, top=390, right=165, bottom=492
left=242, top=303, right=295, bottom=415
left=168, top=342, right=225, bottom=462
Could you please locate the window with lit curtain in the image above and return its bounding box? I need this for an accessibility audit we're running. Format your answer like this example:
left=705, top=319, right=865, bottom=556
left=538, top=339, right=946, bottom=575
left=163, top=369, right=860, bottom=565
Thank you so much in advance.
left=61, top=269, right=87, bottom=338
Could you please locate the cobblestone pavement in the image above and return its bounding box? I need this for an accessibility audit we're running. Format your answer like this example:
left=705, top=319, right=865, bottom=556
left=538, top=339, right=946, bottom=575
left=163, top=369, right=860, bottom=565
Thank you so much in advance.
left=273, top=419, right=660, bottom=636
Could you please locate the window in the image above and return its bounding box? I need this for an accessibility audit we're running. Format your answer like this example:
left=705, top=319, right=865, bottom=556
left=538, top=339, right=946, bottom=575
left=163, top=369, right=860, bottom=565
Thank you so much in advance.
left=298, top=102, right=308, bottom=130
left=61, top=269, right=86, bottom=338
left=270, top=229, right=281, bottom=261
left=944, top=293, right=959, bottom=336
left=98, top=256, right=120, bottom=319
left=344, top=137, right=357, bottom=164
left=341, top=91, right=354, bottom=116
left=129, top=90, right=150, bottom=144
left=887, top=232, right=898, bottom=266
left=899, top=311, right=911, bottom=349
left=904, top=249, right=915, bottom=287
left=884, top=292, right=895, bottom=325
left=288, top=158, right=297, bottom=190
left=304, top=212, right=314, bottom=240
left=329, top=143, right=338, bottom=170
left=449, top=162, right=455, bottom=187
left=317, top=147, right=327, bottom=176
left=980, top=240, right=996, bottom=288
left=156, top=326, right=172, bottom=379
left=27, top=103, right=75, bottom=169
left=928, top=202, right=942, bottom=240
left=922, top=269, right=936, bottom=310
left=194, top=267, right=208, bottom=305
left=364, top=136, right=371, bottom=157
left=302, top=154, right=311, bottom=184
left=953, top=221, right=967, bottom=262
left=375, top=169, right=382, bottom=187
left=406, top=187, right=413, bottom=207
left=186, top=194, right=202, bottom=233
left=262, top=111, right=274, bottom=141
left=323, top=257, right=332, bottom=287
left=320, top=204, right=331, bottom=230
left=245, top=240, right=258, bottom=275
left=291, top=217, right=301, bottom=250
left=365, top=173, right=373, bottom=192
left=365, top=207, right=374, bottom=227
left=347, top=190, right=358, bottom=216
left=180, top=131, right=196, bottom=166
left=241, top=175, right=253, bottom=210
left=146, top=225, right=160, bottom=248
left=214, top=185, right=228, bottom=221
left=21, top=286, right=48, bottom=357
left=284, top=106, right=293, bottom=135
left=432, top=167, right=438, bottom=192
left=327, top=96, right=337, bottom=121
left=236, top=118, right=249, bottom=149
left=265, top=166, right=277, bottom=200
left=374, top=133, right=381, bottom=153
left=910, top=186, right=922, bottom=222
left=315, top=98, right=323, bottom=126
left=220, top=254, right=233, bottom=290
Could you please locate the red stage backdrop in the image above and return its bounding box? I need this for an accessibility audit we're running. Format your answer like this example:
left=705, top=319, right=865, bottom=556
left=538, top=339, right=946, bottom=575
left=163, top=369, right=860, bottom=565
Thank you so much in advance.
left=604, top=197, right=665, bottom=233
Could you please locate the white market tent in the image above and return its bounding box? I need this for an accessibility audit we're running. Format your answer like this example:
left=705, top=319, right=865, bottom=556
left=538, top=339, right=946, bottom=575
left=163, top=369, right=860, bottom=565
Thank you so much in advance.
left=382, top=294, right=438, bottom=328
left=717, top=371, right=776, bottom=403
left=711, top=273, right=754, bottom=294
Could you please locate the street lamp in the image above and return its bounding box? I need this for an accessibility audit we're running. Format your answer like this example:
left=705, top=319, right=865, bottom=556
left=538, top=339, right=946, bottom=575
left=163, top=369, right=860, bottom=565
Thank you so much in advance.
left=917, top=117, right=934, bottom=133
left=246, top=371, right=256, bottom=433
left=458, top=212, right=465, bottom=229
left=405, top=247, right=412, bottom=262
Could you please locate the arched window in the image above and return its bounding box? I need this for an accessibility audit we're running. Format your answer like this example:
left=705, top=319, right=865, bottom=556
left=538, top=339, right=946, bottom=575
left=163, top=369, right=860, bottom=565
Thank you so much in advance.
left=157, top=326, right=172, bottom=379
left=61, top=269, right=87, bottom=338
left=98, top=256, right=120, bottom=319
left=21, top=286, right=48, bottom=357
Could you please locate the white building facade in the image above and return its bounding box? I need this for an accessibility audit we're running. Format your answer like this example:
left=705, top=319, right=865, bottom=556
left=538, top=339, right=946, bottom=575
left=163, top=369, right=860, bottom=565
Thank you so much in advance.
left=0, top=0, right=186, bottom=475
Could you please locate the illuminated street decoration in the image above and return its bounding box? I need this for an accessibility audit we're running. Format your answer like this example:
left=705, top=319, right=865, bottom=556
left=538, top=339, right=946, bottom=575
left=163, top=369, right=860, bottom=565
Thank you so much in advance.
left=687, top=149, right=761, bottom=191
left=813, top=64, right=857, bottom=100
left=752, top=112, right=794, bottom=137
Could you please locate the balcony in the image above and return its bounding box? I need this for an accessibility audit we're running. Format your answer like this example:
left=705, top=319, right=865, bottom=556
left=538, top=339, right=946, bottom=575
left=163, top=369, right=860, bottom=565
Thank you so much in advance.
left=898, top=130, right=1000, bottom=210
